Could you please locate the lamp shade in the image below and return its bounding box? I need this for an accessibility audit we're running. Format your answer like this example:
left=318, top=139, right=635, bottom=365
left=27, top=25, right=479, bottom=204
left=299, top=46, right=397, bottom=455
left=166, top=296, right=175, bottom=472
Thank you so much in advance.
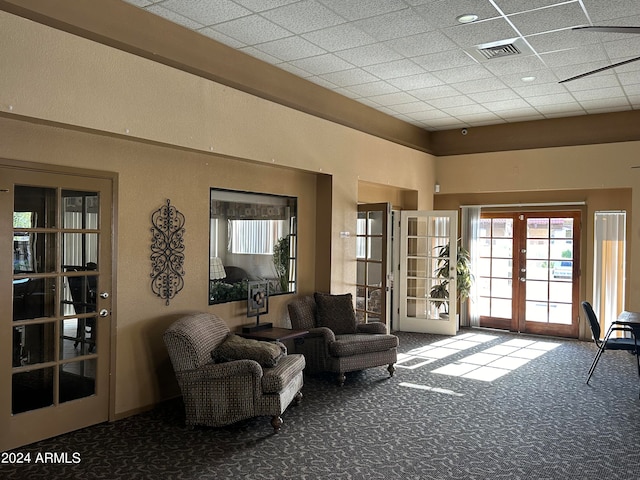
left=209, top=257, right=226, bottom=280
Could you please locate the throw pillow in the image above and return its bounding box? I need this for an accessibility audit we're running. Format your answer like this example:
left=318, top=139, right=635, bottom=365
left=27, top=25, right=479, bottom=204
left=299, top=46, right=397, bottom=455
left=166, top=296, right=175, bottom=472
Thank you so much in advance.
left=314, top=292, right=357, bottom=335
left=212, top=334, right=286, bottom=368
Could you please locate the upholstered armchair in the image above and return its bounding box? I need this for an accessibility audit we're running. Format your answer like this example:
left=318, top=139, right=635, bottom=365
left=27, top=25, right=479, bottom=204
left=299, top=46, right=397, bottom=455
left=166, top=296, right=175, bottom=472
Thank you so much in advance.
left=287, top=293, right=398, bottom=386
left=163, top=312, right=305, bottom=432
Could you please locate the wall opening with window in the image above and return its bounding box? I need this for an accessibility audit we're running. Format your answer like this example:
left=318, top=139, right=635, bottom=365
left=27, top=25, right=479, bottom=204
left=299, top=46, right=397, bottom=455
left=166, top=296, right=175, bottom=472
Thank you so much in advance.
left=209, top=188, right=297, bottom=305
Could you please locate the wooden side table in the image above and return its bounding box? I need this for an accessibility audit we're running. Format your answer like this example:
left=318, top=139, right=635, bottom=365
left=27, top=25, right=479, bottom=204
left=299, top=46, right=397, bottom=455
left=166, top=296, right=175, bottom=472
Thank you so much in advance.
left=237, top=327, right=308, bottom=343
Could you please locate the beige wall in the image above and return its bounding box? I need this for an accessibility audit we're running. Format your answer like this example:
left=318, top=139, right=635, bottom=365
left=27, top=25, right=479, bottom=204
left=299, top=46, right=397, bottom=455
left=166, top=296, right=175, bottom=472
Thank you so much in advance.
left=0, top=12, right=435, bottom=417
left=435, top=144, right=640, bottom=335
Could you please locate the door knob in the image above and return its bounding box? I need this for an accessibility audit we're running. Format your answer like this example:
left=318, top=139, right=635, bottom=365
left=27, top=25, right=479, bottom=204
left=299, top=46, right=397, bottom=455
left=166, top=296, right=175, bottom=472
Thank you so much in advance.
left=99, top=309, right=109, bottom=317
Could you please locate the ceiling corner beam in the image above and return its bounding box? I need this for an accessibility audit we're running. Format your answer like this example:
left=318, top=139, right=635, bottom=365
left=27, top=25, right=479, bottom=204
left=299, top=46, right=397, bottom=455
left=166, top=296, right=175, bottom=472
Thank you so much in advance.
left=431, top=110, right=640, bottom=156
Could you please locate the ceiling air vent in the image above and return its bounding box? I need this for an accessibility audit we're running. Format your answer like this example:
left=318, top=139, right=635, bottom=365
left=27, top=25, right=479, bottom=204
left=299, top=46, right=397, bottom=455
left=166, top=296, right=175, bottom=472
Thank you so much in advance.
left=478, top=42, right=520, bottom=59
left=466, top=37, right=534, bottom=62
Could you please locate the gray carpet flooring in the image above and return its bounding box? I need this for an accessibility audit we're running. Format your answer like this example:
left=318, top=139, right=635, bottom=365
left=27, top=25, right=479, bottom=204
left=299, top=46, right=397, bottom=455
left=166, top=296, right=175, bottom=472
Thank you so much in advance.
left=2, top=328, right=640, bottom=480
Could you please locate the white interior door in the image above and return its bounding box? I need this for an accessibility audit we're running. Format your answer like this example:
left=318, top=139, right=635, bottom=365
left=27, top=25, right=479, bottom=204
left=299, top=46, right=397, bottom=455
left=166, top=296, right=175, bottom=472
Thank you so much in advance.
left=398, top=210, right=458, bottom=335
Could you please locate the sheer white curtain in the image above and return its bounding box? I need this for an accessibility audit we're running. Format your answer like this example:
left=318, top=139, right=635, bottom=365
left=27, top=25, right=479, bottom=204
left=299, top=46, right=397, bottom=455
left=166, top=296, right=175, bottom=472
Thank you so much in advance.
left=593, top=211, right=626, bottom=338
left=228, top=219, right=284, bottom=254
left=460, top=206, right=481, bottom=327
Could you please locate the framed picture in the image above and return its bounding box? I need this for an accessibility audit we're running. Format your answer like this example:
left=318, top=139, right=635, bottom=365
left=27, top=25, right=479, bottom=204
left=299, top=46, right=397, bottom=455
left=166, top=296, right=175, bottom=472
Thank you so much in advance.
left=247, top=280, right=269, bottom=319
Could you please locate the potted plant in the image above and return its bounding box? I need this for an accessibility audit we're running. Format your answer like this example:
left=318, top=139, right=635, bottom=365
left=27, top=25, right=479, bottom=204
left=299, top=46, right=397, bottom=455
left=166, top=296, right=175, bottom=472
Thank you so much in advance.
left=273, top=235, right=290, bottom=293
left=429, top=241, right=473, bottom=316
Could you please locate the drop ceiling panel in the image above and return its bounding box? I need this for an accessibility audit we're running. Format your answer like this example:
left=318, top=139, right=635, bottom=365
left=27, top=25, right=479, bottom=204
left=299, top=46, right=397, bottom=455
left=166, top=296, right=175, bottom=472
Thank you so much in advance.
left=495, top=0, right=571, bottom=16
left=363, top=59, right=425, bottom=79
left=146, top=5, right=205, bottom=29
left=213, top=15, right=292, bottom=44
left=254, top=36, right=326, bottom=61
left=233, top=0, right=300, bottom=11
left=483, top=98, right=533, bottom=111
left=442, top=18, right=519, bottom=48
left=161, top=0, right=250, bottom=25
left=468, top=88, right=522, bottom=103
left=369, top=91, right=420, bottom=106
left=412, top=1, right=502, bottom=27
left=384, top=31, right=458, bottom=58
left=123, top=0, right=640, bottom=131
left=410, top=84, right=464, bottom=100
left=354, top=9, right=435, bottom=41
left=261, top=0, right=345, bottom=34
left=345, top=81, right=401, bottom=97
left=334, top=43, right=403, bottom=67
left=319, top=68, right=380, bottom=86
left=413, top=50, right=478, bottom=71
left=386, top=72, right=445, bottom=90
left=508, top=3, right=588, bottom=36
left=301, top=23, right=375, bottom=50
left=317, top=0, right=408, bottom=21
left=290, top=54, right=354, bottom=75
left=582, top=0, right=640, bottom=23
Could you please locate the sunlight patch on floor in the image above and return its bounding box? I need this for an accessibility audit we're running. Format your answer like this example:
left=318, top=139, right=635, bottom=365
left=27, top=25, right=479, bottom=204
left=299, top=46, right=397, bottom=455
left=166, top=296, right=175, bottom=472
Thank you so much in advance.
left=399, top=382, right=464, bottom=397
left=396, top=333, right=499, bottom=370
left=432, top=339, right=561, bottom=382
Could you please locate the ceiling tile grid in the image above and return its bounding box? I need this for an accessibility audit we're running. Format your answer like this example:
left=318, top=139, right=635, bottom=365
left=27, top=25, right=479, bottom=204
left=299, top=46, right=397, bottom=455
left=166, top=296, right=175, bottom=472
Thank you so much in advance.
left=124, top=0, right=640, bottom=131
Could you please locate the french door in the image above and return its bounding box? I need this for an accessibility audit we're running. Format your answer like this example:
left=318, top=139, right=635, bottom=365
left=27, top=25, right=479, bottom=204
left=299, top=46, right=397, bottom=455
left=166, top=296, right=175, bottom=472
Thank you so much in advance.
left=478, top=212, right=580, bottom=338
left=0, top=163, right=113, bottom=451
left=356, top=203, right=391, bottom=331
left=398, top=210, right=458, bottom=335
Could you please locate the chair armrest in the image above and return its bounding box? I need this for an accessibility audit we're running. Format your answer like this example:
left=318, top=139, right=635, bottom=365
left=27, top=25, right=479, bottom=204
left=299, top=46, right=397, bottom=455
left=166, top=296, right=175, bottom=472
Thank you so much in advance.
left=177, top=359, right=263, bottom=384
left=356, top=322, right=387, bottom=334
left=611, top=321, right=640, bottom=333
left=305, top=326, right=336, bottom=343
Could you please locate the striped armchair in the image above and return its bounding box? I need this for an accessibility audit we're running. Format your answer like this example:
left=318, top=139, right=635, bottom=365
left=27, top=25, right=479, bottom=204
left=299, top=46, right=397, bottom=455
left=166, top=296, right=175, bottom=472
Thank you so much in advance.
left=288, top=294, right=398, bottom=386
left=163, top=312, right=304, bottom=432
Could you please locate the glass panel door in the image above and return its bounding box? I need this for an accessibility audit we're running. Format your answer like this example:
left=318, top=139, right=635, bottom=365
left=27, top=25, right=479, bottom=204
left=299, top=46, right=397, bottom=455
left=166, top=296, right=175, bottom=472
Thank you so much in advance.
left=356, top=203, right=390, bottom=330
left=520, top=213, right=580, bottom=337
left=1, top=165, right=113, bottom=451
left=398, top=210, right=458, bottom=335
left=478, top=211, right=580, bottom=338
left=478, top=215, right=515, bottom=330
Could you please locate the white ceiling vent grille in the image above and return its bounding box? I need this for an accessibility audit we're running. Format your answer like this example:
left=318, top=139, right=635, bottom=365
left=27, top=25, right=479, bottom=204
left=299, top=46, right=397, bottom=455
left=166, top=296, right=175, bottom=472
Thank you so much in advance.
left=478, top=42, right=520, bottom=59
left=466, top=37, right=534, bottom=63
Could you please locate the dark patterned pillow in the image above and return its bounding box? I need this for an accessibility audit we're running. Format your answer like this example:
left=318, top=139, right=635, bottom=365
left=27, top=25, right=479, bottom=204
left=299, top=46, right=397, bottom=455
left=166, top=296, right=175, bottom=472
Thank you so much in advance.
left=314, top=292, right=357, bottom=335
left=212, top=334, right=286, bottom=368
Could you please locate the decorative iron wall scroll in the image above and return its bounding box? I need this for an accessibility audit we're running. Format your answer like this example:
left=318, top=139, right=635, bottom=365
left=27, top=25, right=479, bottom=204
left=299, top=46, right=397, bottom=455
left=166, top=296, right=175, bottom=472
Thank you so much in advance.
left=150, top=199, right=185, bottom=305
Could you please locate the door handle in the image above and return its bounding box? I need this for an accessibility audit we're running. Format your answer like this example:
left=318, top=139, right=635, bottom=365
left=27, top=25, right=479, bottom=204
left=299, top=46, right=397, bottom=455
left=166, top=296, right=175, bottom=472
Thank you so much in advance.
left=99, top=292, right=109, bottom=299
left=519, top=277, right=526, bottom=282
left=99, top=309, right=109, bottom=317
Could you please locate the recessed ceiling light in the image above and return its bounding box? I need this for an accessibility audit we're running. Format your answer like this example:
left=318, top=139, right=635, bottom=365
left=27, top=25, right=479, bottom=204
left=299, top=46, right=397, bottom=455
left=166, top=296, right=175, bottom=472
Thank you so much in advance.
left=456, top=14, right=479, bottom=24
left=521, top=76, right=536, bottom=82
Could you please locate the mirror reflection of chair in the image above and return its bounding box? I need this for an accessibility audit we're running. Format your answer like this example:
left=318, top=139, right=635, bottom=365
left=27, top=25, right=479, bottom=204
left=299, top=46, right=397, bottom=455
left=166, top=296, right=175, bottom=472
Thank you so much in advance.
left=582, top=301, right=640, bottom=389
left=64, top=264, right=97, bottom=351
